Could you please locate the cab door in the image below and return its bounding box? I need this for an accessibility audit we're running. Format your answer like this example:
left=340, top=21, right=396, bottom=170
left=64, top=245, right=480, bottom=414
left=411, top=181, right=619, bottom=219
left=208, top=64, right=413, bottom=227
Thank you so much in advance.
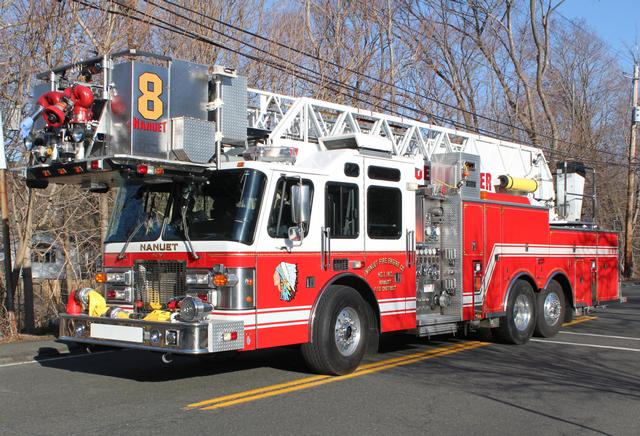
left=254, top=171, right=322, bottom=348
left=364, top=160, right=416, bottom=331
left=322, top=159, right=366, bottom=274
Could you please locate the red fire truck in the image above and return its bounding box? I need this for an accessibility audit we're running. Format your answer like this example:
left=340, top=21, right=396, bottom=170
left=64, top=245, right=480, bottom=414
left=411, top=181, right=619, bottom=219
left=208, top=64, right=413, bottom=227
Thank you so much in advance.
left=21, top=51, right=621, bottom=375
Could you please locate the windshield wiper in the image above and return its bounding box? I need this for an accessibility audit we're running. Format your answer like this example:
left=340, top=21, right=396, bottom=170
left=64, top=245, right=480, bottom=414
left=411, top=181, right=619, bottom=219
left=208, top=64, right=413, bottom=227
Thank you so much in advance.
left=117, top=197, right=157, bottom=260
left=181, top=204, right=199, bottom=260
left=117, top=220, right=145, bottom=260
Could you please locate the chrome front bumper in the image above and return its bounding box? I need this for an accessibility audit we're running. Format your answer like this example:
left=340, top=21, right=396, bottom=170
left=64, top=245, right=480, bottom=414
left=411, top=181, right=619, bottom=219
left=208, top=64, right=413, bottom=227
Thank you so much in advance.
left=59, top=314, right=244, bottom=354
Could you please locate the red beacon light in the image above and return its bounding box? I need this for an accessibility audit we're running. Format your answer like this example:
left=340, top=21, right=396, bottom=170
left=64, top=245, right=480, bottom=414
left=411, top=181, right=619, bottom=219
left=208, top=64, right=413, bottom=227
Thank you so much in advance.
left=137, top=164, right=148, bottom=175
left=90, top=160, right=103, bottom=171
left=136, top=164, right=164, bottom=176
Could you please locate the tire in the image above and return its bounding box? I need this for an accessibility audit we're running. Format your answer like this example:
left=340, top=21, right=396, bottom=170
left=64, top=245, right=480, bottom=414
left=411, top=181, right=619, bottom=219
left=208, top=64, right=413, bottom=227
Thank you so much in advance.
left=301, top=285, right=368, bottom=375
left=494, top=280, right=536, bottom=345
left=534, top=281, right=565, bottom=338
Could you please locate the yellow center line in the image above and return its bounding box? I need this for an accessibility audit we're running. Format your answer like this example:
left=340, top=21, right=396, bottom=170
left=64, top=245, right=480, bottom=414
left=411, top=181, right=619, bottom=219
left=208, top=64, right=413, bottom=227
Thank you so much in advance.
left=187, top=341, right=489, bottom=411
left=562, top=315, right=597, bottom=327
left=186, top=341, right=472, bottom=410
left=186, top=342, right=470, bottom=409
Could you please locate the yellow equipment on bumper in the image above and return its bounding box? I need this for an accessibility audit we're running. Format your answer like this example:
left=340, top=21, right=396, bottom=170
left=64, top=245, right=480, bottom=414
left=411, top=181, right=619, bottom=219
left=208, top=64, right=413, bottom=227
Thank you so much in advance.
left=143, top=310, right=172, bottom=322
left=87, top=290, right=108, bottom=317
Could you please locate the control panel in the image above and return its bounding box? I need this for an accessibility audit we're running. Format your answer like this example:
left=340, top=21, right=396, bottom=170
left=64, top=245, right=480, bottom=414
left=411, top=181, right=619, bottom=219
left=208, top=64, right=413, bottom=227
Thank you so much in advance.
left=415, top=192, right=462, bottom=317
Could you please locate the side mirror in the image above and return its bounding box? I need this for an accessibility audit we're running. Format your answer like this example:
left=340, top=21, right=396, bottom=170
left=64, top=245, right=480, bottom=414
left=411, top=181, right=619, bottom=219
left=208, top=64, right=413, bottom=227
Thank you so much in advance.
left=288, top=226, right=302, bottom=242
left=291, top=184, right=311, bottom=224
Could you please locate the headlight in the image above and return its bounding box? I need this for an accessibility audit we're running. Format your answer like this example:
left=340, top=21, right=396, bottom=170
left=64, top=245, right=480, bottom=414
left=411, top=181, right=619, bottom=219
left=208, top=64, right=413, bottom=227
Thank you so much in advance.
left=106, top=286, right=133, bottom=303
left=178, top=296, right=213, bottom=322
left=186, top=271, right=211, bottom=286
left=106, top=271, right=132, bottom=285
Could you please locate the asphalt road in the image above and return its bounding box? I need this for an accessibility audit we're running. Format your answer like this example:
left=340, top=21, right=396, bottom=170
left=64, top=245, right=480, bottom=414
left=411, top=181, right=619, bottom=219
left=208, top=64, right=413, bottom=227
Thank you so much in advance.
left=2, top=286, right=640, bottom=436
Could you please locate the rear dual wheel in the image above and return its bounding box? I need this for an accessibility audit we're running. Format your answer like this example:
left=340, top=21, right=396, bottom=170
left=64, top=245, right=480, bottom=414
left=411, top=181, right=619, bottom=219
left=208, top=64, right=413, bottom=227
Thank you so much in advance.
left=534, top=280, right=565, bottom=338
left=494, top=280, right=536, bottom=344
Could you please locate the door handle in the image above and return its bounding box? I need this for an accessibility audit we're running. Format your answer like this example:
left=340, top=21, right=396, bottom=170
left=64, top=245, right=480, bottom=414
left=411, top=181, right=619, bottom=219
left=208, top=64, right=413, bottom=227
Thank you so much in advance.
left=406, top=229, right=415, bottom=267
left=321, top=227, right=331, bottom=270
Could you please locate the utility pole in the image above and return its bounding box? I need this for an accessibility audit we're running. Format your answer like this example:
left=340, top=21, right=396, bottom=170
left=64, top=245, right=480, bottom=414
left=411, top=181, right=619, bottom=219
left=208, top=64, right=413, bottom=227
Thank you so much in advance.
left=624, top=63, right=639, bottom=278
left=0, top=112, right=17, bottom=336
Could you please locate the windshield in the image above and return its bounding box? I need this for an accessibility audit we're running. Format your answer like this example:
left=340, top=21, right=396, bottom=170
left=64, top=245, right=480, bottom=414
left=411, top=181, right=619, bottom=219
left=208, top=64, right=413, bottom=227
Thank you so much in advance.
left=164, top=169, right=266, bottom=244
left=106, top=169, right=267, bottom=245
left=105, top=183, right=171, bottom=243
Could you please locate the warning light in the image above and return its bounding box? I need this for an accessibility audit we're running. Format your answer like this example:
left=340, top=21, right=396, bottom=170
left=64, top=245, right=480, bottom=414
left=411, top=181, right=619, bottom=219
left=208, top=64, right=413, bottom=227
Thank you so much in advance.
left=137, top=164, right=148, bottom=175
left=90, top=160, right=103, bottom=170
left=223, top=331, right=238, bottom=341
left=95, top=272, right=107, bottom=283
left=197, top=293, right=209, bottom=302
left=213, top=274, right=228, bottom=287
left=73, top=166, right=83, bottom=174
left=56, top=168, right=67, bottom=175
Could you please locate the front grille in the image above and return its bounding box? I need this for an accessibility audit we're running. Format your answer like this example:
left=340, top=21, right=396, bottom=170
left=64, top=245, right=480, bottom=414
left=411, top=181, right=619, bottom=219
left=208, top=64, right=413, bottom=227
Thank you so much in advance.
left=134, top=260, right=186, bottom=309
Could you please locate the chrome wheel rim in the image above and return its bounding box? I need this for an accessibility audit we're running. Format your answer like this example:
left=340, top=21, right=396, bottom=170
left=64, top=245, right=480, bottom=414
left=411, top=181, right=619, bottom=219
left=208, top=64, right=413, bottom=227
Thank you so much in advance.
left=513, top=294, right=532, bottom=332
left=334, top=307, right=361, bottom=356
left=544, top=291, right=562, bottom=326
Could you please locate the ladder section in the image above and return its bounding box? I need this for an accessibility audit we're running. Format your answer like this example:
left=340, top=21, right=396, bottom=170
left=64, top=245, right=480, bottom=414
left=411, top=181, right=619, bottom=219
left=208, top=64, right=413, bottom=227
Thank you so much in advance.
left=247, top=88, right=551, bottom=167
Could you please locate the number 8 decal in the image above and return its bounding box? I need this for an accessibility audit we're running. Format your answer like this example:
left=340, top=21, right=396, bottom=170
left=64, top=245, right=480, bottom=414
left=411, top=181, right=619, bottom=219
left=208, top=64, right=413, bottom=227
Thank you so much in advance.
left=137, top=72, right=164, bottom=120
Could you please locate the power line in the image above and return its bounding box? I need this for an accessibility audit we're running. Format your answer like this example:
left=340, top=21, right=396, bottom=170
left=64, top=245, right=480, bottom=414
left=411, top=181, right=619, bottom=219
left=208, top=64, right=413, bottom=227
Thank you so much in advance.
left=82, top=0, right=632, bottom=168
left=140, top=0, right=620, bottom=164
left=77, top=0, right=474, bottom=129
left=154, top=0, right=626, bottom=160
left=70, top=0, right=632, bottom=168
left=157, top=0, right=550, bottom=142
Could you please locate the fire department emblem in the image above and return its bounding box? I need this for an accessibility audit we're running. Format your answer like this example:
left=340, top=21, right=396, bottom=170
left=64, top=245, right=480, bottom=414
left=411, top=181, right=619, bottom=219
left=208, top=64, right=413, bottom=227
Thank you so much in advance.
left=274, top=262, right=298, bottom=302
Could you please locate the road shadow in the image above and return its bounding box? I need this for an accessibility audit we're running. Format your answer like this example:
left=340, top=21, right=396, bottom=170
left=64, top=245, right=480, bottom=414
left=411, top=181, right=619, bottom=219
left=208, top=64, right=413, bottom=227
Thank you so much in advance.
left=35, top=332, right=471, bottom=382
left=37, top=288, right=640, bottom=383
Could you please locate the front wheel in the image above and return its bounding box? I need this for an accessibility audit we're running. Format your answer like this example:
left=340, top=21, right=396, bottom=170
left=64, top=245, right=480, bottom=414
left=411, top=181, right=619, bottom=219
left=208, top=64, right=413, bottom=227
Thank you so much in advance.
left=534, top=281, right=565, bottom=338
left=301, top=285, right=368, bottom=375
left=494, top=280, right=536, bottom=345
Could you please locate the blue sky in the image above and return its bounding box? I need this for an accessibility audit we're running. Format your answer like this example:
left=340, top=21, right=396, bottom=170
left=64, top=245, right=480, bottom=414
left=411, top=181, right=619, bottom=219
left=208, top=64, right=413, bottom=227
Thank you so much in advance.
left=558, top=0, right=639, bottom=69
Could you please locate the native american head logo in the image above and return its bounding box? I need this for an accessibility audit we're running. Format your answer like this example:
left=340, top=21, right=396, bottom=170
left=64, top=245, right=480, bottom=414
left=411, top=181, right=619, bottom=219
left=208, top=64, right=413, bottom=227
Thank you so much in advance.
left=273, top=262, right=298, bottom=302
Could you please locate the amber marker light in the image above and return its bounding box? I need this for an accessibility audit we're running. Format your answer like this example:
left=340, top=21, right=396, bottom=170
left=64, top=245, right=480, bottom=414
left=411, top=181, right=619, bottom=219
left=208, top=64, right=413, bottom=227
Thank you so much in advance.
left=95, top=272, right=107, bottom=283
left=213, top=273, right=228, bottom=287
